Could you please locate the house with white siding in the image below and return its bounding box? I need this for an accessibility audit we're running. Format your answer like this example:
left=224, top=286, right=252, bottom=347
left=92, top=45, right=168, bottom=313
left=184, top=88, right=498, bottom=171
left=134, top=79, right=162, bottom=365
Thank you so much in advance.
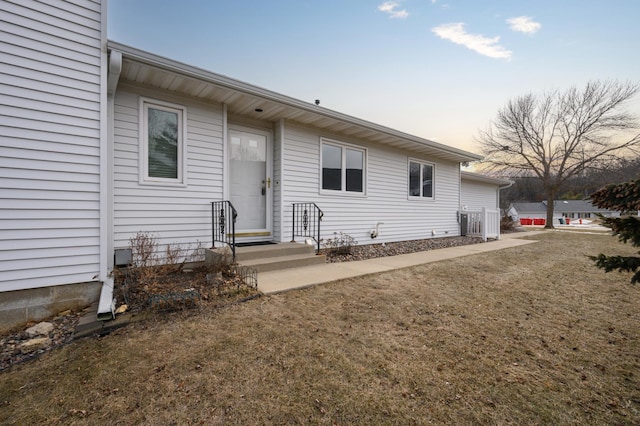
left=1, top=0, right=107, bottom=330
left=461, top=171, right=511, bottom=212
left=460, top=171, right=512, bottom=239
left=1, top=0, right=507, bottom=330
left=510, top=200, right=620, bottom=226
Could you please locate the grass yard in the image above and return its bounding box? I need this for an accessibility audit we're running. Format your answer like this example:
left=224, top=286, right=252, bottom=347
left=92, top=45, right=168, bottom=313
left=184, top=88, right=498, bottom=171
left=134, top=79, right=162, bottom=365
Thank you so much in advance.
left=1, top=231, right=640, bottom=425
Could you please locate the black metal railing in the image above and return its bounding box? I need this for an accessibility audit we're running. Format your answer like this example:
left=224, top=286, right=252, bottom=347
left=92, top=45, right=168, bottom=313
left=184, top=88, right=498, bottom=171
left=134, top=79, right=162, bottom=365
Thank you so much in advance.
left=291, top=202, right=323, bottom=253
left=211, top=200, right=238, bottom=261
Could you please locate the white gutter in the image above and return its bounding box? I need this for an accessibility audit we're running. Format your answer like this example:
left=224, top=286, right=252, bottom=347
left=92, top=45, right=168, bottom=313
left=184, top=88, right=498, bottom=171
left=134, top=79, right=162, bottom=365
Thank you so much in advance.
left=461, top=170, right=512, bottom=186
left=97, top=50, right=122, bottom=320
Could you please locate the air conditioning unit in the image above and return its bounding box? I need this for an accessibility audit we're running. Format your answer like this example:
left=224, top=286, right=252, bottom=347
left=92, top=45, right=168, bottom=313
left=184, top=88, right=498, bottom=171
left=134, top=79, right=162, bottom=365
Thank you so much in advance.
left=460, top=213, right=468, bottom=236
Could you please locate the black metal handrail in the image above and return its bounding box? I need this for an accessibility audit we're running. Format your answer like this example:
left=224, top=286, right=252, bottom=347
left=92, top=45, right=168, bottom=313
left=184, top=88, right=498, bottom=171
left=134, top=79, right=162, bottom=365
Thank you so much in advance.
left=291, top=202, right=323, bottom=253
left=211, top=200, right=238, bottom=261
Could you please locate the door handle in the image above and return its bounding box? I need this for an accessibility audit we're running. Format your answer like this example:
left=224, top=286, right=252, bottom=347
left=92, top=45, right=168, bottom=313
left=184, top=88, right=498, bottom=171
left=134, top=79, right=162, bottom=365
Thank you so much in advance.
left=267, top=177, right=271, bottom=189
left=261, top=180, right=266, bottom=196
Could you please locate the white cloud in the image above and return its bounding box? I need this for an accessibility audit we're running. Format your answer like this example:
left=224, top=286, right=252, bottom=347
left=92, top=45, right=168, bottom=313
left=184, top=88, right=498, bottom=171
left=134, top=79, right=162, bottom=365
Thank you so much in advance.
left=507, top=16, right=541, bottom=34
left=378, top=1, right=409, bottom=19
left=432, top=23, right=512, bottom=59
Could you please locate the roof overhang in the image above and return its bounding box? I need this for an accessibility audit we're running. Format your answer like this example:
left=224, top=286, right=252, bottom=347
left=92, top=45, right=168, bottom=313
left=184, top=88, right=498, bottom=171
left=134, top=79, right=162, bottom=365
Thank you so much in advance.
left=107, top=40, right=483, bottom=163
left=461, top=171, right=513, bottom=187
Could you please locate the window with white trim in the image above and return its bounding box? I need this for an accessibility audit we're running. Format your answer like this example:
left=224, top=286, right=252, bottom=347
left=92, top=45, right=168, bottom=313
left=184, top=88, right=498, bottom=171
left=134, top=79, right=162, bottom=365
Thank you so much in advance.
left=321, top=139, right=365, bottom=194
left=408, top=159, right=434, bottom=199
left=140, top=99, right=186, bottom=185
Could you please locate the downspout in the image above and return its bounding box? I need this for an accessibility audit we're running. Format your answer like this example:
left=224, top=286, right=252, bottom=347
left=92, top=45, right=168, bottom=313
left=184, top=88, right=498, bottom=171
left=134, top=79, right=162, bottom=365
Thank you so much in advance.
left=497, top=180, right=514, bottom=207
left=97, top=50, right=122, bottom=320
left=222, top=103, right=228, bottom=201
left=457, top=165, right=463, bottom=231
left=496, top=180, right=514, bottom=240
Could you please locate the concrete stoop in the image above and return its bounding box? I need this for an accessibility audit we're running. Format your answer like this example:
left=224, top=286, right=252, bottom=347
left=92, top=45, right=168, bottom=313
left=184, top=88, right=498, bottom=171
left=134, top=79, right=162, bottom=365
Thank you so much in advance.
left=205, top=242, right=325, bottom=273
left=235, top=242, right=325, bottom=273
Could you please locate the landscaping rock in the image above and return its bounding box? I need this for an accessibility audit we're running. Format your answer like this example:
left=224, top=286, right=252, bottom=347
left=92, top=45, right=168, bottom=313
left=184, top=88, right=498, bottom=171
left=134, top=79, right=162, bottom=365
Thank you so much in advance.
left=25, top=322, right=54, bottom=337
left=1, top=311, right=81, bottom=371
left=19, top=337, right=51, bottom=354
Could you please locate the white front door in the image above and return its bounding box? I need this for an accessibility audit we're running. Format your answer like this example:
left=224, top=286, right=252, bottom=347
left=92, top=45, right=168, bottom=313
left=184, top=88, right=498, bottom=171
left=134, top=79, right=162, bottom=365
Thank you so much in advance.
left=228, top=127, right=272, bottom=238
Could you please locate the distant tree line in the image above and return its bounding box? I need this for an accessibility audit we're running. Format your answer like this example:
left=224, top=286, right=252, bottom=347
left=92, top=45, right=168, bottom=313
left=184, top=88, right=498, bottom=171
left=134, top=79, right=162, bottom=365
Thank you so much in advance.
left=498, top=156, right=640, bottom=209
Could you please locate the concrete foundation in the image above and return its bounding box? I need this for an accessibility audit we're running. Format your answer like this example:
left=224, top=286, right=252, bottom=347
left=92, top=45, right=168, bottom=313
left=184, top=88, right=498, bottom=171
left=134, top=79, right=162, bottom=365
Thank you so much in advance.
left=0, top=281, right=101, bottom=333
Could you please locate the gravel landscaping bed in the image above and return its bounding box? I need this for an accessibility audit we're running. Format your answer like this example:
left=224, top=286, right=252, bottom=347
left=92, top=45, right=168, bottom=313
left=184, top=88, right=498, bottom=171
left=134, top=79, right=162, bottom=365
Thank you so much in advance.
left=0, top=310, right=84, bottom=372
left=321, top=235, right=485, bottom=262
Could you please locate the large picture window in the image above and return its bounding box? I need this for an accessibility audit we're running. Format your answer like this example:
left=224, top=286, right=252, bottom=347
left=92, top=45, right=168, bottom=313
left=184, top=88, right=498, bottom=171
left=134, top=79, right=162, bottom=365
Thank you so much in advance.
left=140, top=99, right=186, bottom=185
left=321, top=139, right=365, bottom=194
left=408, top=159, right=434, bottom=199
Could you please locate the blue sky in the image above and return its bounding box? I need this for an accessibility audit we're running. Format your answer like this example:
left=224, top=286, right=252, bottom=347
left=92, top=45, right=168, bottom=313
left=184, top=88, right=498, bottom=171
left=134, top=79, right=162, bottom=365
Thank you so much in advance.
left=108, top=0, right=640, bottom=153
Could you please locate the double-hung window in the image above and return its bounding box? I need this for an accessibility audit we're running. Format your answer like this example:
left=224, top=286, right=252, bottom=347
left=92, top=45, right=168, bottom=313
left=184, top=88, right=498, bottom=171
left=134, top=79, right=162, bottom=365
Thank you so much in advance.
left=408, top=159, right=434, bottom=199
left=140, top=98, right=187, bottom=185
left=321, top=139, right=366, bottom=194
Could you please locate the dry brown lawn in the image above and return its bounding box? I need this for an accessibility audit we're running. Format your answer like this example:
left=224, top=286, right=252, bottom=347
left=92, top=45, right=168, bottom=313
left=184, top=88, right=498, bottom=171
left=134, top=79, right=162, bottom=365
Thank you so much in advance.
left=2, top=231, right=640, bottom=425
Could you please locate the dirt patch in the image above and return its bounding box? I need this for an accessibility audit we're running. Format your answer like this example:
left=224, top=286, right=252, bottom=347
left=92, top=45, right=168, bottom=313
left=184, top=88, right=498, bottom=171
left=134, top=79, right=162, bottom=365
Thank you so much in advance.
left=2, top=232, right=639, bottom=424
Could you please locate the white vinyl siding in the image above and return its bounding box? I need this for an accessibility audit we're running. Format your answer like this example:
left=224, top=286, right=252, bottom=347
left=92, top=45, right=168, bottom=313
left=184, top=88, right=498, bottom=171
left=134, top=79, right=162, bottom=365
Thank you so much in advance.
left=0, top=0, right=103, bottom=292
left=113, top=85, right=224, bottom=257
left=461, top=179, right=499, bottom=211
left=281, top=123, right=461, bottom=245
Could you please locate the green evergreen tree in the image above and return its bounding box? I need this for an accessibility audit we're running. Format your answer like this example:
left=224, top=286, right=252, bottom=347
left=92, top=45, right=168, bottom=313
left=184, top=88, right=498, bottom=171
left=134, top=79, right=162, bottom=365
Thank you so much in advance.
left=590, top=177, right=640, bottom=283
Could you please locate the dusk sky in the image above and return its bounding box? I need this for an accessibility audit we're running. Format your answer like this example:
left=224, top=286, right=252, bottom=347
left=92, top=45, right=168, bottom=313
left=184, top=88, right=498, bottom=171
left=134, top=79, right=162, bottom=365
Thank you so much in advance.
left=108, top=0, right=640, bottom=154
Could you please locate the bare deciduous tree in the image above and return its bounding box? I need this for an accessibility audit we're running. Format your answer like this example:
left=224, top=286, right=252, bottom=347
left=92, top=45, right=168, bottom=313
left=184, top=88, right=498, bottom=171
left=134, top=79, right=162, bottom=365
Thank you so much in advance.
left=477, top=80, right=640, bottom=228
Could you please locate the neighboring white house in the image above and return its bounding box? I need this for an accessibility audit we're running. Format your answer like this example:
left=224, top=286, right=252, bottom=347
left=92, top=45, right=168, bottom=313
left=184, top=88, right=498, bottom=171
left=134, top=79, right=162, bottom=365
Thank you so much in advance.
left=1, top=0, right=508, bottom=330
left=509, top=200, right=620, bottom=225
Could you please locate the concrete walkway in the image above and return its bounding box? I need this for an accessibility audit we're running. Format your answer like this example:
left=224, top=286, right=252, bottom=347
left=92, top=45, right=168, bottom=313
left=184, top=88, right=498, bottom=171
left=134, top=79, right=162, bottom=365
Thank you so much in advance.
left=258, top=231, right=543, bottom=294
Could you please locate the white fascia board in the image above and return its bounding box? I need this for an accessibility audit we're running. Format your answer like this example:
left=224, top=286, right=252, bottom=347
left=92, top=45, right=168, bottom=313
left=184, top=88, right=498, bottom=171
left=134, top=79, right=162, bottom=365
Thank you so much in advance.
left=461, top=171, right=512, bottom=186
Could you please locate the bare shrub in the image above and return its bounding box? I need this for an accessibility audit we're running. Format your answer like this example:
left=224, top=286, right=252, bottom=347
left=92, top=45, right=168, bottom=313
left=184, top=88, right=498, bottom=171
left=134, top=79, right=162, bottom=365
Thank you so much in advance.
left=323, top=232, right=358, bottom=256
left=113, top=232, right=256, bottom=313
left=130, top=231, right=158, bottom=268
left=500, top=215, right=516, bottom=232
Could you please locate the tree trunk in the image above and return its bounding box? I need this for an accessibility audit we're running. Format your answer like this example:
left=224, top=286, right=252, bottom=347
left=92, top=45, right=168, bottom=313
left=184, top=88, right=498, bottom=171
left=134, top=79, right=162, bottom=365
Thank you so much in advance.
left=545, top=192, right=555, bottom=229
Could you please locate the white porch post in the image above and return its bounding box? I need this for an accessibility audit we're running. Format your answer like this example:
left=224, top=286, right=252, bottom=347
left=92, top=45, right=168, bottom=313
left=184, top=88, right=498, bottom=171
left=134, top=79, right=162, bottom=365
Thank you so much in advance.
left=482, top=207, right=488, bottom=242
